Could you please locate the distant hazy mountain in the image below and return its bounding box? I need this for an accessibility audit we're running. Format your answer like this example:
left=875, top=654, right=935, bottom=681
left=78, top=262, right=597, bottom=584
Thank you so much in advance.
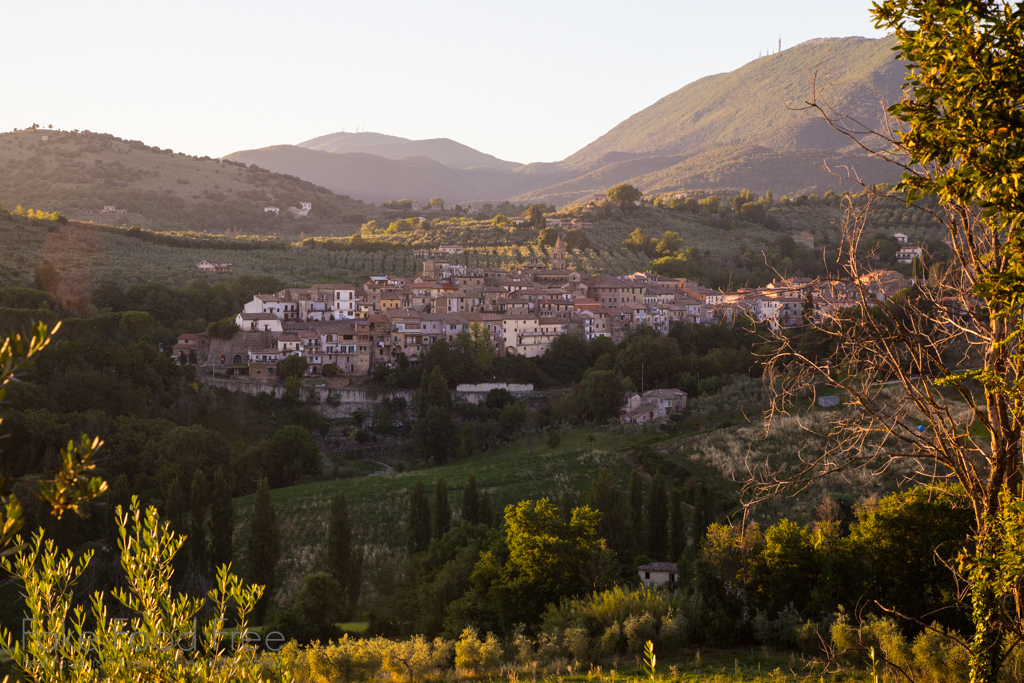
left=225, top=145, right=570, bottom=205
left=227, top=35, right=907, bottom=205
left=298, top=132, right=521, bottom=170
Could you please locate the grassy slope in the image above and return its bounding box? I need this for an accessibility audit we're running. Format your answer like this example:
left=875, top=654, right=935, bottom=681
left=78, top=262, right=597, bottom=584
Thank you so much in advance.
left=235, top=399, right=922, bottom=607
left=233, top=427, right=668, bottom=605
left=0, top=218, right=419, bottom=297
left=0, top=129, right=374, bottom=236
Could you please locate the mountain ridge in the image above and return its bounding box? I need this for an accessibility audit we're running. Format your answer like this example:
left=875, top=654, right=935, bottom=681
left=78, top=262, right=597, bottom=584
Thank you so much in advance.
left=297, top=131, right=521, bottom=170
left=225, top=35, right=907, bottom=205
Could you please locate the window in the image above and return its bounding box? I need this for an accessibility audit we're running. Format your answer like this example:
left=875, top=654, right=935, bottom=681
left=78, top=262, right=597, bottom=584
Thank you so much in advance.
left=644, top=572, right=650, bottom=580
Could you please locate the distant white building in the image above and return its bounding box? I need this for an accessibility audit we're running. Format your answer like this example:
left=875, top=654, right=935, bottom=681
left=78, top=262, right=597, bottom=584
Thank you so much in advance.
left=235, top=312, right=283, bottom=332
left=620, top=389, right=687, bottom=425
left=897, top=245, right=924, bottom=264
left=197, top=260, right=233, bottom=272
left=311, top=283, right=357, bottom=320
left=894, top=232, right=908, bottom=244
left=638, top=562, right=678, bottom=589
left=456, top=383, right=534, bottom=404
left=264, top=206, right=280, bottom=215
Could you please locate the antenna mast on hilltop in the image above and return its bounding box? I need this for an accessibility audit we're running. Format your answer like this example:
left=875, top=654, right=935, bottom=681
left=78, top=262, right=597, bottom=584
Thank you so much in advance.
left=778, top=36, right=781, bottom=53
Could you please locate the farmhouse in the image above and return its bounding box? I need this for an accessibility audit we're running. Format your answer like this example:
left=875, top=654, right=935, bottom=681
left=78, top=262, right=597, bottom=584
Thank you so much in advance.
left=637, top=562, right=678, bottom=589
left=620, top=389, right=687, bottom=425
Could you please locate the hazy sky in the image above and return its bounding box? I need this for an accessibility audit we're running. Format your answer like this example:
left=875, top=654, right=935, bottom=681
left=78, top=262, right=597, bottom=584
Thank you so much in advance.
left=4, top=1, right=887, bottom=163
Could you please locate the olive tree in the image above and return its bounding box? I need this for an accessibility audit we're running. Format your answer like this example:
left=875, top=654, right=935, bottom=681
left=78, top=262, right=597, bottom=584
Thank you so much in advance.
left=1, top=499, right=281, bottom=682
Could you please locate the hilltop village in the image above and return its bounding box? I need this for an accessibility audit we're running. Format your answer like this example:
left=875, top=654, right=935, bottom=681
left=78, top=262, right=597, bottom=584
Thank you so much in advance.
left=176, top=235, right=914, bottom=397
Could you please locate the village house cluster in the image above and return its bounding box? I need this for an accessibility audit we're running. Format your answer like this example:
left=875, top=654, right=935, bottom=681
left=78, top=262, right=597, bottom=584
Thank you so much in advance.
left=179, top=237, right=918, bottom=388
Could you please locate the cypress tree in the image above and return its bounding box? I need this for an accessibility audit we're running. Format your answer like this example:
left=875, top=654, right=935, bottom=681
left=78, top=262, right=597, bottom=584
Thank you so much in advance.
left=416, top=366, right=456, bottom=464
left=164, top=476, right=187, bottom=535
left=189, top=471, right=209, bottom=577
left=417, top=369, right=432, bottom=420
left=691, top=482, right=713, bottom=554
left=249, top=478, right=280, bottom=624
left=462, top=473, right=480, bottom=525
left=210, top=469, right=233, bottom=570
left=589, top=468, right=629, bottom=564
left=480, top=491, right=495, bottom=528
left=163, top=477, right=188, bottom=581
left=558, top=490, right=574, bottom=526
left=628, top=471, right=644, bottom=556
left=646, top=473, right=668, bottom=560
left=327, top=492, right=356, bottom=618
left=417, top=366, right=452, bottom=419
left=433, top=478, right=451, bottom=539
left=406, top=480, right=432, bottom=554
left=348, top=547, right=364, bottom=619
left=669, top=488, right=686, bottom=561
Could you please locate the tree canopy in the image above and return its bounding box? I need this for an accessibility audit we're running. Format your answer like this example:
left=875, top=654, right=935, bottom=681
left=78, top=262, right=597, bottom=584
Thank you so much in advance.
left=606, top=183, right=642, bottom=209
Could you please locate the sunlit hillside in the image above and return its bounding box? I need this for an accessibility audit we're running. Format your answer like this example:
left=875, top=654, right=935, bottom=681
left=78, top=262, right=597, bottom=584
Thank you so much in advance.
left=0, top=129, right=374, bottom=236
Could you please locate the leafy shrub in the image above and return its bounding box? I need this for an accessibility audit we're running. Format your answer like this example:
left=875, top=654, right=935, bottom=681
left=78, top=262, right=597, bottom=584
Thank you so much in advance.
left=379, top=636, right=453, bottom=681
left=544, top=585, right=681, bottom=638
left=752, top=603, right=801, bottom=647
left=279, top=636, right=382, bottom=683
left=513, top=631, right=534, bottom=667
left=564, top=626, right=590, bottom=664
left=656, top=608, right=688, bottom=650
left=453, top=627, right=501, bottom=674
left=599, top=621, right=623, bottom=656
left=623, top=612, right=657, bottom=654
left=206, top=318, right=239, bottom=339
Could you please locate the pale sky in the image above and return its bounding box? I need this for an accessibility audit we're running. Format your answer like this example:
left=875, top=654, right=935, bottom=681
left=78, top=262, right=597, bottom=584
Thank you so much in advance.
left=4, top=1, right=887, bottom=163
